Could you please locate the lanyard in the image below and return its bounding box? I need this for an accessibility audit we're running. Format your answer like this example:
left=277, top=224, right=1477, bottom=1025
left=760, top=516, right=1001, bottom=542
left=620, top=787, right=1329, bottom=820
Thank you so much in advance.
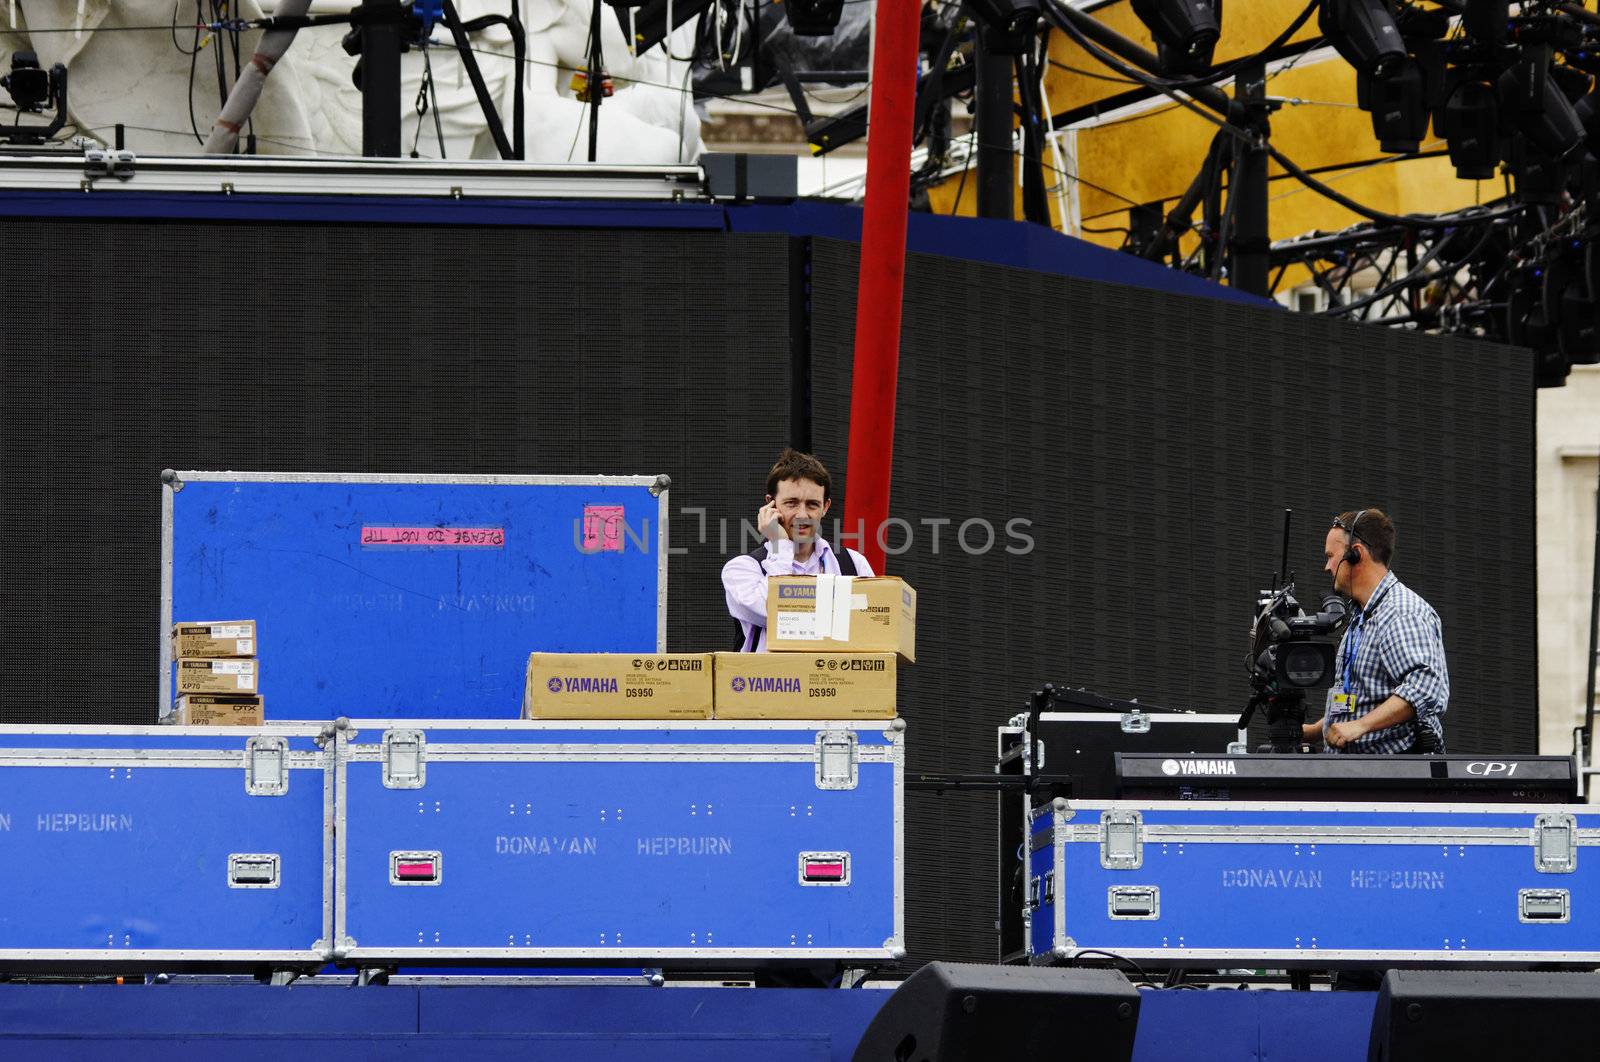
left=1342, top=613, right=1364, bottom=696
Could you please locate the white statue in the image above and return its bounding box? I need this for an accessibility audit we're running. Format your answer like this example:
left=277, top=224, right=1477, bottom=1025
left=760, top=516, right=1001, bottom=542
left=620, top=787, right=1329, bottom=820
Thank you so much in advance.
left=0, top=0, right=702, bottom=162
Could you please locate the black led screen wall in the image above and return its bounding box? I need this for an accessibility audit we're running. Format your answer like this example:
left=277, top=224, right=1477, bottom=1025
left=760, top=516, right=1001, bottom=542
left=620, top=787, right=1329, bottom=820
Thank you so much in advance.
left=0, top=215, right=1534, bottom=970
left=0, top=220, right=796, bottom=723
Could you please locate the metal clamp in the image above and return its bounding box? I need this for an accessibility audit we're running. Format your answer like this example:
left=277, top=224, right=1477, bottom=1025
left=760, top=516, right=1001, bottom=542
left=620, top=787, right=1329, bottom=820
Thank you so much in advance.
left=84, top=147, right=136, bottom=181
left=382, top=729, right=426, bottom=790
left=815, top=731, right=859, bottom=791
left=245, top=736, right=288, bottom=796
left=1534, top=813, right=1577, bottom=873
left=228, top=853, right=281, bottom=889
left=1519, top=888, right=1570, bottom=923
left=1120, top=710, right=1151, bottom=734
left=1107, top=885, right=1160, bottom=919
left=1099, top=810, right=1144, bottom=870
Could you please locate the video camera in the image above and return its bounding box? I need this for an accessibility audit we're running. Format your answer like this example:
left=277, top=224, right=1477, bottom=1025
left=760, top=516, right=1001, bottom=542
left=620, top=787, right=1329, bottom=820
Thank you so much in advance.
left=1237, top=511, right=1350, bottom=753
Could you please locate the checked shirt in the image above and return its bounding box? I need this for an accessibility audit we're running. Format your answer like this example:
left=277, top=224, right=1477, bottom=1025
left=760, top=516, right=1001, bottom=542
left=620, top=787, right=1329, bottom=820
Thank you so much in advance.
left=1325, top=570, right=1449, bottom=754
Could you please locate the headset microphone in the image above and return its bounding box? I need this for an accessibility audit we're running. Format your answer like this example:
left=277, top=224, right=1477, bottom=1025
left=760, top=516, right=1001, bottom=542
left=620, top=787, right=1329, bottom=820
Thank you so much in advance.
left=1338, top=509, right=1368, bottom=566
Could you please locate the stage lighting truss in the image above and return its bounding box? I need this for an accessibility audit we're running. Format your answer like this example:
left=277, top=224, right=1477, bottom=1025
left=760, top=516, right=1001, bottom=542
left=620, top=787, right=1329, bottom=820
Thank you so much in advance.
left=1269, top=199, right=1599, bottom=386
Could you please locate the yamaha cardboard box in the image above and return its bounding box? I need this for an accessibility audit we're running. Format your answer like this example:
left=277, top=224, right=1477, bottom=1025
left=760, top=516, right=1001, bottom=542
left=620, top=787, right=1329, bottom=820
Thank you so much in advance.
left=764, top=576, right=916, bottom=662
left=173, top=694, right=264, bottom=726
left=713, top=652, right=897, bottom=719
left=524, top=653, right=713, bottom=719
left=176, top=657, right=258, bottom=694
left=171, top=620, right=257, bottom=658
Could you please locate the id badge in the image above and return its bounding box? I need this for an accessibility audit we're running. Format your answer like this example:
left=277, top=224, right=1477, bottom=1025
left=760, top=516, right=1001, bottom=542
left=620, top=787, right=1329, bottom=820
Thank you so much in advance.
left=1328, top=691, right=1357, bottom=717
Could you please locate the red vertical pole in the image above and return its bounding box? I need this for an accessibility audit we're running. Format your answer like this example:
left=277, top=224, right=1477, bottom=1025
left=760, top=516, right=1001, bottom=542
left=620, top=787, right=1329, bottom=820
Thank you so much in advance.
left=843, top=0, right=921, bottom=575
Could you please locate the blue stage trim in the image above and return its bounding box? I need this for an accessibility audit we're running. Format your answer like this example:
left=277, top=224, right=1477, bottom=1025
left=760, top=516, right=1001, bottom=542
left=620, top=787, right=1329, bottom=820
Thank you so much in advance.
left=0, top=191, right=1275, bottom=307
left=0, top=984, right=1374, bottom=1061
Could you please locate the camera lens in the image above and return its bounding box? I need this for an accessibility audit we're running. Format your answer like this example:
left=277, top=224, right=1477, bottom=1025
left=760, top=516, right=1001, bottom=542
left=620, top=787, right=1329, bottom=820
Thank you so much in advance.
left=1283, top=644, right=1329, bottom=687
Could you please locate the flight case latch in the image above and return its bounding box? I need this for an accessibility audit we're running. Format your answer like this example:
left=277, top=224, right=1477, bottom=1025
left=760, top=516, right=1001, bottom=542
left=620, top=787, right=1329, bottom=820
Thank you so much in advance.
left=1534, top=813, right=1577, bottom=873
left=1100, top=810, right=1144, bottom=869
left=383, top=730, right=426, bottom=789
left=245, top=736, right=288, bottom=796
left=815, top=731, right=859, bottom=790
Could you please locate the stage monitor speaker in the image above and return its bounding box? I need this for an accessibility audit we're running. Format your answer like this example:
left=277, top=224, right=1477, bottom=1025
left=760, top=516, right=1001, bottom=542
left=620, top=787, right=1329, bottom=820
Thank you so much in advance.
left=1369, top=970, right=1600, bottom=1060
left=851, top=962, right=1139, bottom=1062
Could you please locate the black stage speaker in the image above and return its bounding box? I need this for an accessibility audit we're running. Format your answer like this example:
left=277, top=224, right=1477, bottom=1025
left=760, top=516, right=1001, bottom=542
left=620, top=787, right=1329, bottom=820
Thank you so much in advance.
left=852, top=962, right=1140, bottom=1062
left=1369, top=970, right=1600, bottom=1060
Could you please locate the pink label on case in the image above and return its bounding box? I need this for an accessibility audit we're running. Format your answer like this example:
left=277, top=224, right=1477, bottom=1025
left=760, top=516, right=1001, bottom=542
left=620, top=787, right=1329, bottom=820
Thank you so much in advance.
left=361, top=526, right=504, bottom=547
left=582, top=505, right=626, bottom=552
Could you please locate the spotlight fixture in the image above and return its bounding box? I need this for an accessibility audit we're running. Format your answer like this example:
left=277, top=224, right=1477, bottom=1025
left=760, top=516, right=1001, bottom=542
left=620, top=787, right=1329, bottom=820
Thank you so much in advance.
left=785, top=0, right=844, bottom=36
left=1499, top=48, right=1586, bottom=159
left=1359, top=58, right=1430, bottom=153
left=1, top=51, right=51, bottom=112
left=1505, top=136, right=1572, bottom=203
left=1439, top=76, right=1501, bottom=179
left=966, top=0, right=1041, bottom=44
left=1507, top=266, right=1569, bottom=387
left=1319, top=0, right=1407, bottom=81
left=1131, top=0, right=1221, bottom=75
left=1546, top=246, right=1600, bottom=365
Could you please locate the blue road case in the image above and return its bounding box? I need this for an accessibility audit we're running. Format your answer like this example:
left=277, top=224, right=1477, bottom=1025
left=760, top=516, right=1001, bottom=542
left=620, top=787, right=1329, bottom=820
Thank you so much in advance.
left=161, top=471, right=670, bottom=719
left=0, top=724, right=333, bottom=967
left=334, top=719, right=904, bottom=966
left=1028, top=798, right=1600, bottom=968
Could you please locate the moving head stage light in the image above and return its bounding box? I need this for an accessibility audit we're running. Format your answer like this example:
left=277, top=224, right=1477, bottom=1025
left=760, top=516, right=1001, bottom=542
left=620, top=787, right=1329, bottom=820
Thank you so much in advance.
left=1320, top=0, right=1407, bottom=81
left=1131, top=0, right=1221, bottom=75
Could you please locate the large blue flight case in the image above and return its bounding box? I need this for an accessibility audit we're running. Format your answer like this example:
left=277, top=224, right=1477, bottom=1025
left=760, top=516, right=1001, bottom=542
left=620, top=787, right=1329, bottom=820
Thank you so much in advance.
left=334, top=719, right=905, bottom=966
left=0, top=724, right=333, bottom=967
left=1028, top=798, right=1600, bottom=968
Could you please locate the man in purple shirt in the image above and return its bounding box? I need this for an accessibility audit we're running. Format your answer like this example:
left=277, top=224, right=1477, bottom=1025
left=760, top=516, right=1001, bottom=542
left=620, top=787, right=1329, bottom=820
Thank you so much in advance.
left=722, top=448, right=875, bottom=651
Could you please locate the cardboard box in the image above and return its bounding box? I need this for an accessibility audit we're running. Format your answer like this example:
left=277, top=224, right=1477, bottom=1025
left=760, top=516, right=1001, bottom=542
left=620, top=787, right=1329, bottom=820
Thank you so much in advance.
left=172, top=621, right=257, bottom=658
left=177, top=657, right=259, bottom=694
left=174, top=694, right=264, bottom=726
left=712, top=652, right=896, bottom=719
left=524, top=653, right=713, bottom=719
left=765, top=576, right=916, bottom=662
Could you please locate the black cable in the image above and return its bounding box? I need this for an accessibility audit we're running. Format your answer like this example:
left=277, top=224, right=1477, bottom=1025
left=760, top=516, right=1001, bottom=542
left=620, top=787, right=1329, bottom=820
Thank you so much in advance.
left=1069, top=949, right=1155, bottom=987
left=170, top=2, right=201, bottom=54
left=427, top=46, right=446, bottom=158
left=185, top=2, right=205, bottom=145
left=1047, top=59, right=1142, bottom=86
left=951, top=131, right=975, bottom=215
left=211, top=2, right=229, bottom=112
left=1211, top=135, right=1242, bottom=281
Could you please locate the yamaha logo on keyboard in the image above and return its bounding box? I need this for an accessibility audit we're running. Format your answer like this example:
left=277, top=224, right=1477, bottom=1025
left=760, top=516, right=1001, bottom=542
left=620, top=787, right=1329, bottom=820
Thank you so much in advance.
left=1161, top=758, right=1238, bottom=777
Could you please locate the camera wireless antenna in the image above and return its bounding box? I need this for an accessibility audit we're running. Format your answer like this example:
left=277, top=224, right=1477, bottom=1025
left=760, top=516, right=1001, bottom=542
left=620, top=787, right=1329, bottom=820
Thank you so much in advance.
left=1274, top=508, right=1292, bottom=591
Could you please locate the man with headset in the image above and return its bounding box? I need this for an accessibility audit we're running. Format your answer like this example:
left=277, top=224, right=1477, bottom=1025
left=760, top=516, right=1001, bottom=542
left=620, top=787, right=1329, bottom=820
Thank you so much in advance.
left=1301, top=508, right=1450, bottom=754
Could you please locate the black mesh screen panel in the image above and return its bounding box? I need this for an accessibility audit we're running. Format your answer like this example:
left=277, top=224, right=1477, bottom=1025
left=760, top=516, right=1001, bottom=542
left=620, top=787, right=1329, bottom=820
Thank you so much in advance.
left=0, top=219, right=793, bottom=723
